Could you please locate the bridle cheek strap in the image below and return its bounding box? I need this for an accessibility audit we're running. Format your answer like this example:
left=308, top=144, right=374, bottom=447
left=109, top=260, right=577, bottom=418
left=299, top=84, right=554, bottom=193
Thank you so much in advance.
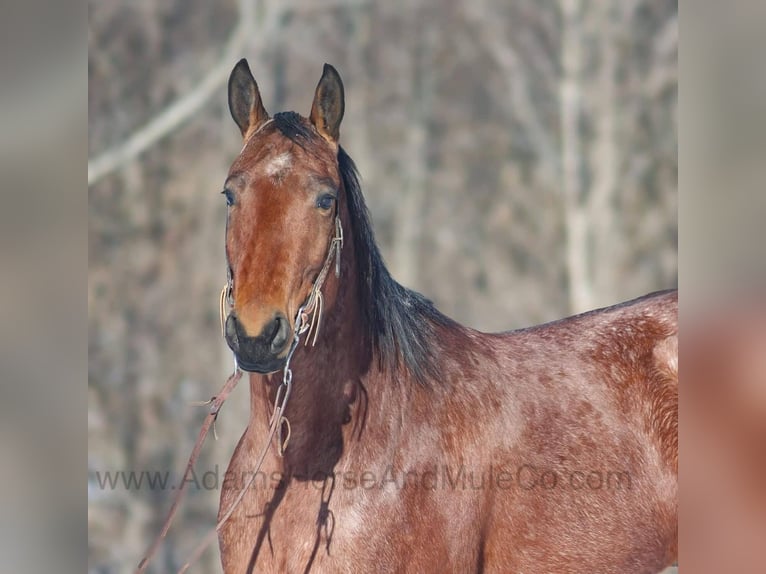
left=298, top=215, right=344, bottom=346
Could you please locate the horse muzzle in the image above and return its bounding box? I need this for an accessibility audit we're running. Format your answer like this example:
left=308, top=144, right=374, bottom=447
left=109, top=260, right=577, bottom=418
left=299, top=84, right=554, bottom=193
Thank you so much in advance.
left=224, top=311, right=290, bottom=373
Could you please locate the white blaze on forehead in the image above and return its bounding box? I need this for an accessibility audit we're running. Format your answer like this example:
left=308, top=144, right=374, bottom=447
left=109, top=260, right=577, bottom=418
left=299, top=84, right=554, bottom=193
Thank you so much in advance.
left=263, top=152, right=293, bottom=179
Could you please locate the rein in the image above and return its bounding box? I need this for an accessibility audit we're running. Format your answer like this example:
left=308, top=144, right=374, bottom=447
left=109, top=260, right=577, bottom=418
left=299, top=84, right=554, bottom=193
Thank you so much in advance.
left=137, top=210, right=343, bottom=574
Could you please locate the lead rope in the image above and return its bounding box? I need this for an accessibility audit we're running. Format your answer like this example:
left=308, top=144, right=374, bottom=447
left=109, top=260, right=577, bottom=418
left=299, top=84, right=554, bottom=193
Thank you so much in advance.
left=135, top=370, right=243, bottom=574
left=138, top=216, right=343, bottom=574
left=170, top=215, right=343, bottom=573
left=176, top=308, right=306, bottom=574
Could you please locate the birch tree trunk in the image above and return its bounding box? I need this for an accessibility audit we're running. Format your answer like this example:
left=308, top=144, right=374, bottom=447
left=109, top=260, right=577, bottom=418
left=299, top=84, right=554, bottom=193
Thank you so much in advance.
left=560, top=0, right=592, bottom=313
left=589, top=0, right=619, bottom=306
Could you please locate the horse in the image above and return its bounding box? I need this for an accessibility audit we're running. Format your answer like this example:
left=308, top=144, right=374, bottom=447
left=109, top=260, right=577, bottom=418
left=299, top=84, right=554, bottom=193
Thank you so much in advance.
left=217, top=59, right=678, bottom=573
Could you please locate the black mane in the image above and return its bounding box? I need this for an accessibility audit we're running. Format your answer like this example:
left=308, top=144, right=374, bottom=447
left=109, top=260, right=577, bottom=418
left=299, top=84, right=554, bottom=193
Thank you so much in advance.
left=339, top=148, right=464, bottom=385
left=272, top=111, right=461, bottom=385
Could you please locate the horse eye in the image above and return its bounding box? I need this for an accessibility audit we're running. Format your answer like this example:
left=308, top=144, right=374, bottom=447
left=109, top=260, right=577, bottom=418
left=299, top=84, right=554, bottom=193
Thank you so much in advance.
left=221, top=188, right=235, bottom=206
left=316, top=194, right=336, bottom=211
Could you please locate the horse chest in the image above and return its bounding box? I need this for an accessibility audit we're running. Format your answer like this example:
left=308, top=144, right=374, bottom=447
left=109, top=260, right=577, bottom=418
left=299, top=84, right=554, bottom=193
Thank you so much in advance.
left=219, top=466, right=482, bottom=572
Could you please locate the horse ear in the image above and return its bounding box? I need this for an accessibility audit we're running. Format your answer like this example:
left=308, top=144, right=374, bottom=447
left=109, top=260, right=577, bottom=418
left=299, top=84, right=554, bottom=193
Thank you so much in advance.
left=228, top=58, right=269, bottom=138
left=309, top=64, right=345, bottom=144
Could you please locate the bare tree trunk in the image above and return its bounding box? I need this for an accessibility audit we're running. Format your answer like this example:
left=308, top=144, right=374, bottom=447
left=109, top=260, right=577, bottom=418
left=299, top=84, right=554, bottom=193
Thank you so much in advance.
left=392, top=16, right=433, bottom=288
left=589, top=0, right=619, bottom=305
left=461, top=0, right=560, bottom=192
left=560, top=0, right=592, bottom=313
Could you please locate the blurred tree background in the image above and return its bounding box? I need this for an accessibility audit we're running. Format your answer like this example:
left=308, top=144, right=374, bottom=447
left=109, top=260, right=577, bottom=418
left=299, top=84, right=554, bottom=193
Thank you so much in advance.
left=88, top=0, right=677, bottom=571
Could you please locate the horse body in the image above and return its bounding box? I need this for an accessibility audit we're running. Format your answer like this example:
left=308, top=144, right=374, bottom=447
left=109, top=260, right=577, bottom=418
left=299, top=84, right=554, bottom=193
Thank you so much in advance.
left=217, top=60, right=677, bottom=573
left=220, top=291, right=677, bottom=573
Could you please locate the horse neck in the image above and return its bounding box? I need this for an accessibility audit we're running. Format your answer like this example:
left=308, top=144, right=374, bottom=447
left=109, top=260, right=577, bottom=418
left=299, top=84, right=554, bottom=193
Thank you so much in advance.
left=246, top=206, right=381, bottom=479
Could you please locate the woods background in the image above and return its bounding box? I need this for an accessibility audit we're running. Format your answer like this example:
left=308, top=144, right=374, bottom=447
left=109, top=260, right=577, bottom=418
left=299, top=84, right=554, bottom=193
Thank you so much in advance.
left=88, top=0, right=677, bottom=571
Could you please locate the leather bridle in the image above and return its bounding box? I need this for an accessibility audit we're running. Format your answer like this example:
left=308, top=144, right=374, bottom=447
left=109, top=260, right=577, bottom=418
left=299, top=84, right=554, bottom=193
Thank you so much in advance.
left=218, top=205, right=344, bottom=455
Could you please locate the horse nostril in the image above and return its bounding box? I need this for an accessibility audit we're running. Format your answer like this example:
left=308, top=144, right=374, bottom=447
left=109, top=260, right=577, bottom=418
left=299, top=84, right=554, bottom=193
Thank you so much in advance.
left=225, top=314, right=239, bottom=350
left=269, top=314, right=289, bottom=353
